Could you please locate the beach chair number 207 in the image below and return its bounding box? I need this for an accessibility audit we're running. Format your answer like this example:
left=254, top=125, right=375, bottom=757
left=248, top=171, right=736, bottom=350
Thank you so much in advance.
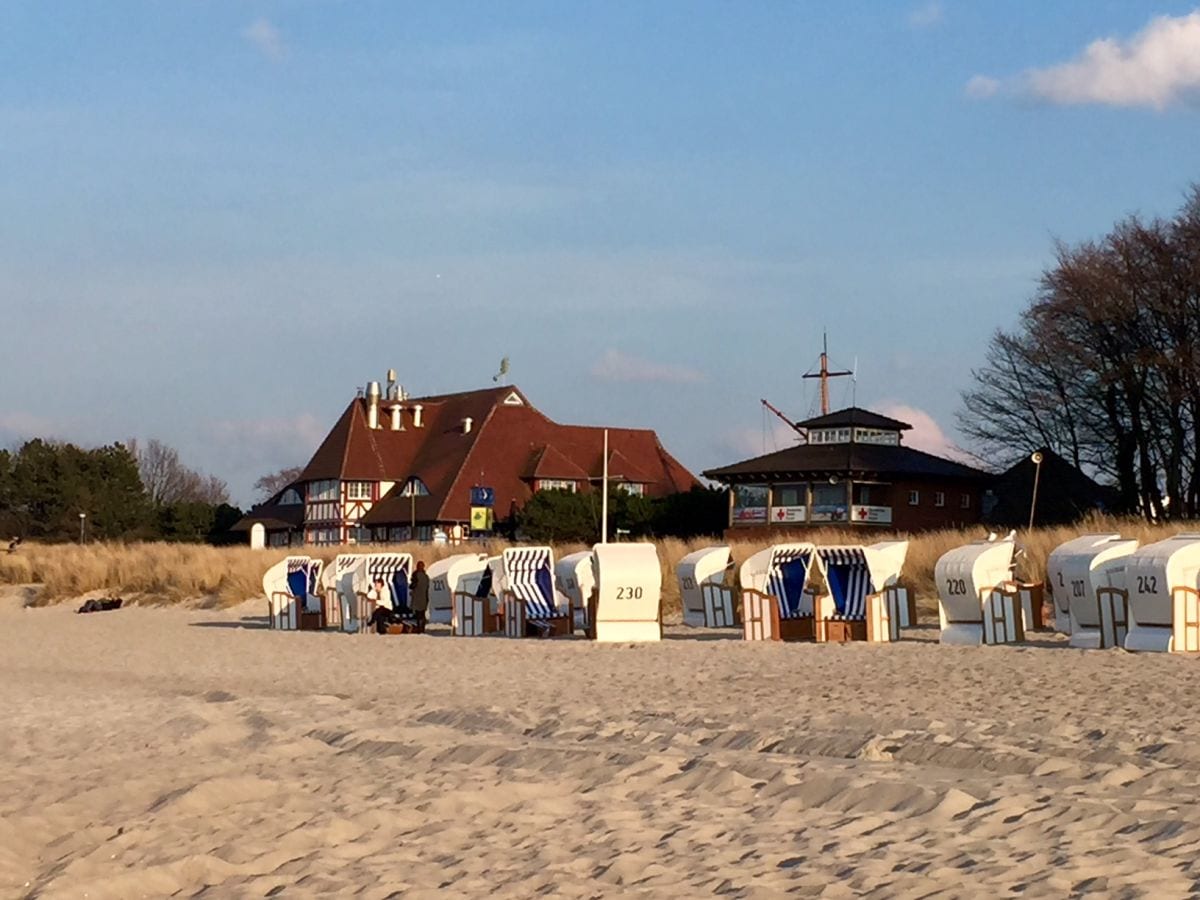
left=616, top=586, right=644, bottom=600
left=946, top=578, right=968, bottom=596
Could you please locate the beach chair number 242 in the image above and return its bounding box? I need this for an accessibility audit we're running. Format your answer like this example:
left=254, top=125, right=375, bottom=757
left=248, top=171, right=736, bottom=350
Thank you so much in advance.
left=1135, top=575, right=1158, bottom=594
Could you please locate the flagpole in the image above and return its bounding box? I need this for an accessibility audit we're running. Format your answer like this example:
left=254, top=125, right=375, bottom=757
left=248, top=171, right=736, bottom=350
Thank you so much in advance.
left=601, top=429, right=609, bottom=544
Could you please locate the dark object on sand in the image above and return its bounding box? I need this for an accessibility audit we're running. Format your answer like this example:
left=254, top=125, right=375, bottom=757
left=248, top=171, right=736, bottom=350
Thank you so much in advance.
left=7, top=536, right=20, bottom=554
left=77, top=597, right=124, bottom=614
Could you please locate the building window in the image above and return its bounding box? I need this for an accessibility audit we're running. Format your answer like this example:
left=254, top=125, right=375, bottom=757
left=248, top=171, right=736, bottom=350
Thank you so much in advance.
left=908, top=490, right=919, bottom=506
left=345, top=481, right=372, bottom=500
left=538, top=479, right=577, bottom=493
left=278, top=488, right=302, bottom=505
left=934, top=491, right=945, bottom=507
left=400, top=478, right=430, bottom=497
left=617, top=482, right=645, bottom=496
left=309, top=480, right=338, bottom=501
left=732, top=484, right=769, bottom=523
left=961, top=494, right=971, bottom=509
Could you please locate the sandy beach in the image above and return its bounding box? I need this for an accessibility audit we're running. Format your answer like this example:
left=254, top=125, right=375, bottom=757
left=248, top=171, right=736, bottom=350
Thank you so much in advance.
left=3, top=592, right=1199, bottom=898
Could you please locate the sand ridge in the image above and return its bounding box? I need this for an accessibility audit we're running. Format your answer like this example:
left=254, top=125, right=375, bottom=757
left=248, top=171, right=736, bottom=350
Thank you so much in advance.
left=2, top=601, right=1199, bottom=897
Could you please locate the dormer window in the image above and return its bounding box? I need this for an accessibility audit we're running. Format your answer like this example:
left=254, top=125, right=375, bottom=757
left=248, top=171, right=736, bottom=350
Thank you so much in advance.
left=278, top=488, right=302, bottom=505
left=537, top=479, right=577, bottom=493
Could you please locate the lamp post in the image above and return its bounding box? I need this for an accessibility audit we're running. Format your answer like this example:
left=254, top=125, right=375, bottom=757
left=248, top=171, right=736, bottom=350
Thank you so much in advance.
left=78, top=512, right=86, bottom=544
left=1027, top=451, right=1044, bottom=531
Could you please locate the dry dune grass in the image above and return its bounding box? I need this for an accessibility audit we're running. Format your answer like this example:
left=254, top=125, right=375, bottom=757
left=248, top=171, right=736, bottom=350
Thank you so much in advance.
left=0, top=514, right=1187, bottom=614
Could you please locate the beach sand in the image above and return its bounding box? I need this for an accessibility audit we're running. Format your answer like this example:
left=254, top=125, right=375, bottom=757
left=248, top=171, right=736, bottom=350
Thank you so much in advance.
left=3, top=591, right=1199, bottom=898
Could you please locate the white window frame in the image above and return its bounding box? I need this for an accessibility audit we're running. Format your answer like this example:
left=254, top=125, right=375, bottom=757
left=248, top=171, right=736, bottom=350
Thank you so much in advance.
left=908, top=490, right=919, bottom=506
left=961, top=494, right=971, bottom=509
left=934, top=491, right=945, bottom=508
left=616, top=482, right=645, bottom=497
left=345, top=481, right=372, bottom=501
left=538, top=479, right=577, bottom=493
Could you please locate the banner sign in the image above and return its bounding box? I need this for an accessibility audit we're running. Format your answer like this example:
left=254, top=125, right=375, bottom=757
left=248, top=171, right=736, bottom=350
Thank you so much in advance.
left=852, top=504, right=892, bottom=524
left=769, top=506, right=808, bottom=523
left=470, top=486, right=495, bottom=507
left=470, top=507, right=494, bottom=531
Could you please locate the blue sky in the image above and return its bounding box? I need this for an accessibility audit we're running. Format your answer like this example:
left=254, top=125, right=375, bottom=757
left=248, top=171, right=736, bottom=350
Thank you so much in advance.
left=3, top=1, right=1200, bottom=504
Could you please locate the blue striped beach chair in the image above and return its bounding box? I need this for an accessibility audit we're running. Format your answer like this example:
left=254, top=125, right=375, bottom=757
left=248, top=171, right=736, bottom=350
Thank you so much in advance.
left=814, top=544, right=906, bottom=642
left=263, top=556, right=324, bottom=630
left=353, top=553, right=414, bottom=633
left=739, top=543, right=817, bottom=641
left=501, top=546, right=573, bottom=637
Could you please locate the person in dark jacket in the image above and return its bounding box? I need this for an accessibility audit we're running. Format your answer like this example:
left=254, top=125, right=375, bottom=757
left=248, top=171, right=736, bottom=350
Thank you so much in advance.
left=410, top=560, right=431, bottom=633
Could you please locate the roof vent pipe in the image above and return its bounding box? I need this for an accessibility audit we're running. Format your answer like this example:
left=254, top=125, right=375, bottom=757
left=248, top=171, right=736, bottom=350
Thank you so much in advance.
left=388, top=402, right=404, bottom=431
left=366, top=381, right=381, bottom=430
left=412, top=404, right=424, bottom=428
left=463, top=416, right=473, bottom=434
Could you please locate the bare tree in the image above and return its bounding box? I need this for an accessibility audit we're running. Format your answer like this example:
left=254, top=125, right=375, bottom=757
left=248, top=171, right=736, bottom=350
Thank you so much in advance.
left=254, top=465, right=303, bottom=501
left=129, top=438, right=231, bottom=506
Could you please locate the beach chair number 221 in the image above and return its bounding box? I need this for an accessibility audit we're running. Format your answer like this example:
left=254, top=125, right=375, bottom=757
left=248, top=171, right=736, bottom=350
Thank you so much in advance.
left=616, top=586, right=644, bottom=600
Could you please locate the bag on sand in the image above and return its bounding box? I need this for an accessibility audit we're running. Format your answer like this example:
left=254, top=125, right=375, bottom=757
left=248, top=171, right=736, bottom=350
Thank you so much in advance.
left=77, top=597, right=123, bottom=614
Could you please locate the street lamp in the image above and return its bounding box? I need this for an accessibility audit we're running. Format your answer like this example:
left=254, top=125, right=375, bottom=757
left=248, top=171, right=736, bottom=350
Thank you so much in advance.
left=78, top=512, right=86, bottom=544
left=1027, top=451, right=1044, bottom=531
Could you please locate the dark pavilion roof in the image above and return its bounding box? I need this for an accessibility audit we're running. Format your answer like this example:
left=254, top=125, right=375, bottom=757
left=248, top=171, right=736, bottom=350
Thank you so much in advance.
left=795, top=407, right=912, bottom=431
left=703, top=442, right=987, bottom=483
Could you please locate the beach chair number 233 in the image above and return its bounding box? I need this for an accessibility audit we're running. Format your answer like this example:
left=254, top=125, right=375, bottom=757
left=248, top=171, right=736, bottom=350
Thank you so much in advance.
left=616, top=586, right=645, bottom=600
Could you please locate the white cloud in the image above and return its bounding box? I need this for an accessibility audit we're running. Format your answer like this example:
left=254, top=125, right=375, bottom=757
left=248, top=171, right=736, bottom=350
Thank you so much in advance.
left=241, top=18, right=286, bottom=62
left=964, top=74, right=1000, bottom=99
left=908, top=1, right=944, bottom=29
left=877, top=403, right=968, bottom=461
left=968, top=10, right=1200, bottom=109
left=590, top=350, right=705, bottom=385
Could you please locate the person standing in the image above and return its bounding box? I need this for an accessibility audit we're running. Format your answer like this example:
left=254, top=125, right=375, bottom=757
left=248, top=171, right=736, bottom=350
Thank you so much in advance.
left=410, top=560, right=431, bottom=633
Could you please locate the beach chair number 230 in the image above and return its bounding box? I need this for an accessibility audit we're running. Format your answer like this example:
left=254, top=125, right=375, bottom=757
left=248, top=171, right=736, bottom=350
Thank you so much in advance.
left=616, top=586, right=644, bottom=600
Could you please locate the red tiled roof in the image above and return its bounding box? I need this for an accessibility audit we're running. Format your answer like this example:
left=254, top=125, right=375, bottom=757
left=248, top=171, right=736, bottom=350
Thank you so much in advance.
left=290, top=384, right=699, bottom=526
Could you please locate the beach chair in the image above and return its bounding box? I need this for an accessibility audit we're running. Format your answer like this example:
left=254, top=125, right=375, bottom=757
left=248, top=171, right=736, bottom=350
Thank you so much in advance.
left=738, top=543, right=816, bottom=641
left=351, top=553, right=414, bottom=634
left=935, top=537, right=1017, bottom=645
left=1045, top=534, right=1138, bottom=648
left=813, top=541, right=909, bottom=643
left=588, top=543, right=663, bottom=642
left=262, top=556, right=324, bottom=631
left=870, top=540, right=917, bottom=627
left=500, top=546, right=573, bottom=638
left=1123, top=534, right=1200, bottom=653
left=428, top=553, right=491, bottom=636
left=677, top=546, right=736, bottom=628
left=555, top=550, right=595, bottom=631
left=323, top=553, right=367, bottom=632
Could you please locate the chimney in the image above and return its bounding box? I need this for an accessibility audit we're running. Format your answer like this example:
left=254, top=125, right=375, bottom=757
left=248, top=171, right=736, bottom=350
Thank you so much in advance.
left=386, top=368, right=398, bottom=399
left=388, top=402, right=404, bottom=431
left=412, top=403, right=424, bottom=428
left=463, top=416, right=473, bottom=434
left=366, top=381, right=381, bottom=429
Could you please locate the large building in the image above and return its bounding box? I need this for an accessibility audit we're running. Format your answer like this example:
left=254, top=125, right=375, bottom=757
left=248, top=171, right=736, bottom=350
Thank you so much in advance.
left=237, top=379, right=699, bottom=546
left=703, top=406, right=988, bottom=533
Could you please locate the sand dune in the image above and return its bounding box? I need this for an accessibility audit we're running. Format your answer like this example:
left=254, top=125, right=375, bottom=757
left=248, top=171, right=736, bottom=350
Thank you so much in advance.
left=3, top=594, right=1199, bottom=897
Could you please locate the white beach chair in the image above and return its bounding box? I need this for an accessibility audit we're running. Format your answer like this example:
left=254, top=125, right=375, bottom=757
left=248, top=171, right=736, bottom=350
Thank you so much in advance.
left=500, top=546, right=573, bottom=637
left=870, top=540, right=917, bottom=627
left=739, top=543, right=817, bottom=641
left=323, top=553, right=367, bottom=632
left=555, top=550, right=595, bottom=631
left=1124, top=534, right=1200, bottom=653
left=677, top=545, right=735, bottom=628
left=812, top=541, right=909, bottom=643
left=351, top=552, right=414, bottom=633
left=428, top=553, right=492, bottom=636
left=262, top=556, right=324, bottom=631
left=589, top=543, right=663, bottom=642
left=1045, top=534, right=1138, bottom=649
left=935, top=537, right=1018, bottom=645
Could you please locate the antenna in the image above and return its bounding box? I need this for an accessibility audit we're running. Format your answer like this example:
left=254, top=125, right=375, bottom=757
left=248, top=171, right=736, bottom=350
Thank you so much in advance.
left=802, top=332, right=853, bottom=415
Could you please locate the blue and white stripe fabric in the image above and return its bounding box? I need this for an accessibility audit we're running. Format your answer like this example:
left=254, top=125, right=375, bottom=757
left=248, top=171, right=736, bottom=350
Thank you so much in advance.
left=767, top=548, right=812, bottom=620
left=505, top=547, right=557, bottom=619
left=286, top=557, right=310, bottom=600
left=367, top=554, right=411, bottom=613
left=818, top=547, right=874, bottom=620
